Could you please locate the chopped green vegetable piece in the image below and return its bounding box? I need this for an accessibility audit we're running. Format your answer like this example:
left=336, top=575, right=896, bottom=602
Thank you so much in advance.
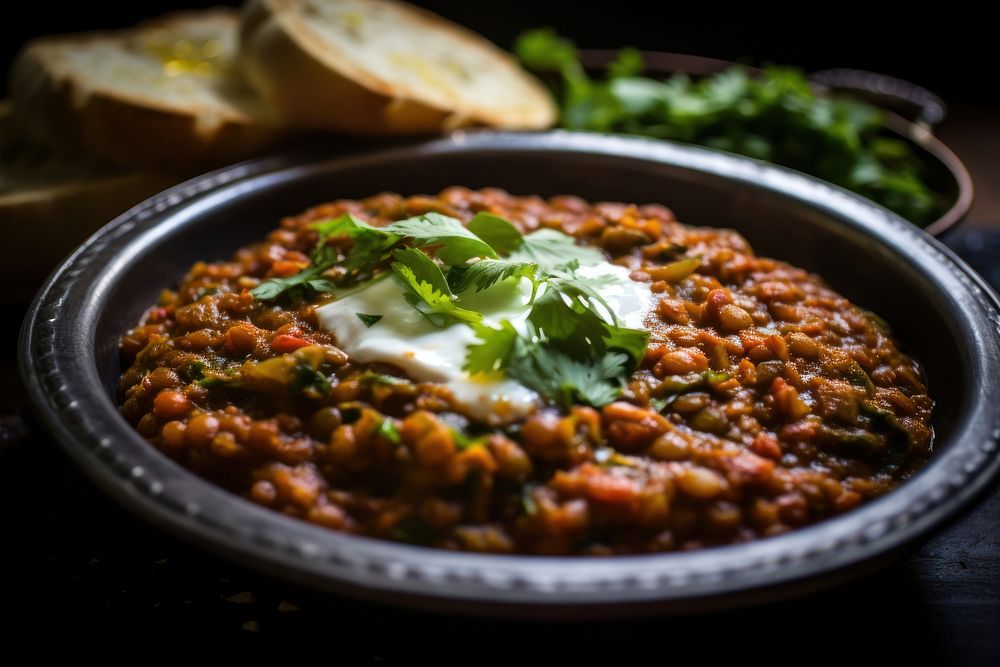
left=178, top=360, right=206, bottom=384
left=452, top=429, right=488, bottom=451
left=377, top=418, right=401, bottom=444
left=355, top=313, right=383, bottom=327
left=703, top=370, right=731, bottom=384
left=290, top=363, right=332, bottom=397
left=649, top=394, right=676, bottom=413
left=358, top=371, right=410, bottom=386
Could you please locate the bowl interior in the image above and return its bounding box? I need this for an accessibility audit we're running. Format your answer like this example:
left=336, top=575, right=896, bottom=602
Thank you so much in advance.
left=93, top=144, right=968, bottom=464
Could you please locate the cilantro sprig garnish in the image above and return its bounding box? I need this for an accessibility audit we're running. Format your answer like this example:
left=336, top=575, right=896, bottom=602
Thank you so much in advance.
left=392, top=247, right=483, bottom=327
left=249, top=242, right=340, bottom=302
left=464, top=265, right=650, bottom=410
left=252, top=212, right=501, bottom=302
left=252, top=208, right=653, bottom=409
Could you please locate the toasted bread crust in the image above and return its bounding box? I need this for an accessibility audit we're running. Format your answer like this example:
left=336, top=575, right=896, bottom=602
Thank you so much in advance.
left=9, top=9, right=288, bottom=168
left=239, top=0, right=555, bottom=134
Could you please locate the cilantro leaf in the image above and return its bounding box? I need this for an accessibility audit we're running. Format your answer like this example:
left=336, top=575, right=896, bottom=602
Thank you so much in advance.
left=603, top=325, right=650, bottom=367
left=251, top=279, right=294, bottom=301
left=528, top=285, right=610, bottom=353
left=250, top=259, right=338, bottom=302
left=252, top=214, right=385, bottom=302
left=507, top=337, right=628, bottom=409
left=544, top=268, right=621, bottom=325
left=356, top=313, right=382, bottom=327
left=447, top=259, right=539, bottom=294
left=463, top=322, right=519, bottom=374
left=391, top=247, right=482, bottom=327
left=382, top=213, right=497, bottom=264
left=466, top=213, right=525, bottom=255
left=392, top=247, right=451, bottom=294
left=465, top=319, right=646, bottom=409
left=311, top=214, right=400, bottom=275
left=508, top=228, right=605, bottom=271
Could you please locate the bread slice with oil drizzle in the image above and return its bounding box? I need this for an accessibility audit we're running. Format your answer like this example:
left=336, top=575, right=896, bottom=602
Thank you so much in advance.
left=9, top=9, right=287, bottom=168
left=238, top=0, right=556, bottom=134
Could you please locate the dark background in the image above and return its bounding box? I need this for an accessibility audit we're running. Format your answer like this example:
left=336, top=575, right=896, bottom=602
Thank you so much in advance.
left=2, top=2, right=998, bottom=660
left=1, top=2, right=996, bottom=103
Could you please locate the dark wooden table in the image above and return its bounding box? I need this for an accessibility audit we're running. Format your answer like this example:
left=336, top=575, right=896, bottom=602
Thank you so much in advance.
left=3, top=110, right=998, bottom=660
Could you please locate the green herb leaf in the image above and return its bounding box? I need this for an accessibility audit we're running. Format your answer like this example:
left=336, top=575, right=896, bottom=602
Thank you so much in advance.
left=250, top=265, right=338, bottom=302
left=355, top=313, right=383, bottom=327
left=466, top=212, right=525, bottom=255
left=513, top=27, right=583, bottom=78
left=463, top=321, right=519, bottom=374
left=516, top=30, right=947, bottom=226
left=311, top=214, right=400, bottom=276
left=391, top=247, right=482, bottom=327
left=382, top=213, right=497, bottom=264
left=447, top=258, right=539, bottom=294
left=251, top=216, right=373, bottom=302
left=607, top=47, right=645, bottom=79
left=508, top=228, right=605, bottom=271
left=528, top=284, right=610, bottom=352
left=290, top=363, right=332, bottom=397
left=250, top=280, right=289, bottom=302
left=507, top=336, right=628, bottom=408
left=603, top=325, right=651, bottom=366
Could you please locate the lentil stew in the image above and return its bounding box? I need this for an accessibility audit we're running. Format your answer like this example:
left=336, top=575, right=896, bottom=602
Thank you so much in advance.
left=118, top=187, right=933, bottom=555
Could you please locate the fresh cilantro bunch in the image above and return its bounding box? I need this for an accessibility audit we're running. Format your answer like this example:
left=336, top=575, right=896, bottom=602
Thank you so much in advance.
left=251, top=210, right=650, bottom=409
left=515, top=28, right=945, bottom=226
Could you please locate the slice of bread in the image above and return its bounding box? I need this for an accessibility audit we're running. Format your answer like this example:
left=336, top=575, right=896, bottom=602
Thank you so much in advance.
left=0, top=102, right=181, bottom=302
left=9, top=9, right=287, bottom=168
left=239, top=0, right=556, bottom=134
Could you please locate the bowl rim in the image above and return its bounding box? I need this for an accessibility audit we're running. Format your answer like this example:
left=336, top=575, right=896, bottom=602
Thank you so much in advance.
left=18, top=130, right=1000, bottom=614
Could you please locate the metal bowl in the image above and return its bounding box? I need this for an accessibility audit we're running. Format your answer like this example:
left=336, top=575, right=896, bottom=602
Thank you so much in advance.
left=19, top=131, right=1000, bottom=617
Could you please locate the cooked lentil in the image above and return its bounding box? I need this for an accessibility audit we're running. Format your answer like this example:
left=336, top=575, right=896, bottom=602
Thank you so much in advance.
left=118, top=187, right=933, bottom=555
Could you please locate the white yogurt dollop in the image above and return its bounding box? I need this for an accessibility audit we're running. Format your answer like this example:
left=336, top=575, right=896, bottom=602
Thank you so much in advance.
left=315, top=262, right=652, bottom=422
